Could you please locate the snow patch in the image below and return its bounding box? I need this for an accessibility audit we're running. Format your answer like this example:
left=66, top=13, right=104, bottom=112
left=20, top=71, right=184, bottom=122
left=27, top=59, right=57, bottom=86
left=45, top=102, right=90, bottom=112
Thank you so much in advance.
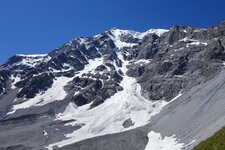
left=14, top=54, right=51, bottom=67
left=189, top=41, right=207, bottom=46
left=181, top=29, right=187, bottom=33
left=139, top=29, right=169, bottom=38
left=7, top=76, right=73, bottom=115
left=174, top=47, right=184, bottom=52
left=16, top=54, right=48, bottom=57
left=57, top=102, right=78, bottom=118
left=133, top=59, right=152, bottom=64
left=43, top=129, right=48, bottom=137
left=10, top=75, right=21, bottom=89
left=108, top=29, right=138, bottom=49
left=144, top=131, right=185, bottom=150
left=175, top=75, right=184, bottom=78
left=180, top=38, right=207, bottom=46
left=107, top=28, right=168, bottom=50
left=77, top=58, right=104, bottom=76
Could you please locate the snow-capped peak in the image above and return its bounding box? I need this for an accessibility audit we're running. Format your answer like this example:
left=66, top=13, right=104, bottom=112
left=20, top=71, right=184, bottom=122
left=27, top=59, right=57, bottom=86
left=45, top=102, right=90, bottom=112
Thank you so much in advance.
left=106, top=28, right=168, bottom=50
left=140, top=29, right=169, bottom=38
left=107, top=28, right=138, bottom=50
left=109, top=28, right=139, bottom=37
left=16, top=54, right=48, bottom=58
left=108, top=28, right=168, bottom=39
left=13, top=54, right=51, bottom=67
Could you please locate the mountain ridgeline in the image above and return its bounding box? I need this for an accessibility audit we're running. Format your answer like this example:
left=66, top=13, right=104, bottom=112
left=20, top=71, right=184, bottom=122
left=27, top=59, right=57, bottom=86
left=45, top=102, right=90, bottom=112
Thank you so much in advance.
left=0, top=21, right=225, bottom=150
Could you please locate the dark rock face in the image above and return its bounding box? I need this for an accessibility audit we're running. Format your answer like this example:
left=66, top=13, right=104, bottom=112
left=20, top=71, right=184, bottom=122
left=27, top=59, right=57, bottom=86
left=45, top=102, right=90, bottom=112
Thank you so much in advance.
left=0, top=70, right=10, bottom=95
left=122, top=118, right=134, bottom=128
left=16, top=73, right=54, bottom=98
left=136, top=34, right=160, bottom=59
left=166, top=26, right=188, bottom=44
left=95, top=65, right=107, bottom=72
left=124, top=21, right=225, bottom=101
left=207, top=38, right=225, bottom=60
left=69, top=63, right=123, bottom=108
left=6, top=55, right=24, bottom=66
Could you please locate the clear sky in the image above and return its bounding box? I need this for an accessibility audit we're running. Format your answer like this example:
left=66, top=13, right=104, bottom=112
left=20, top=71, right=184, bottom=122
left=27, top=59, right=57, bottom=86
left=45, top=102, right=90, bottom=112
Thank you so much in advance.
left=0, top=0, right=224, bottom=64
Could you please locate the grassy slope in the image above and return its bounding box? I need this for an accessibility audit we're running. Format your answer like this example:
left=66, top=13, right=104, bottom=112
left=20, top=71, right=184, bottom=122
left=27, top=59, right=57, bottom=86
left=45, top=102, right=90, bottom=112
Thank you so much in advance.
left=193, top=126, right=225, bottom=150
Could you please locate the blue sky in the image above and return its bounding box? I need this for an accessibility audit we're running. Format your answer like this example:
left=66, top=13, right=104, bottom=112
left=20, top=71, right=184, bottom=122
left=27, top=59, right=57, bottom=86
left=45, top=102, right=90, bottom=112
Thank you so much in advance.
left=0, top=0, right=224, bottom=64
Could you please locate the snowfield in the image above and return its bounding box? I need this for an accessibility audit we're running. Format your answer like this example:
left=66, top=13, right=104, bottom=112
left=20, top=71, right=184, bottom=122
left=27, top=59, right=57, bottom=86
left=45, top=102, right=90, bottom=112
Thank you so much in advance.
left=47, top=53, right=172, bottom=149
left=7, top=52, right=185, bottom=150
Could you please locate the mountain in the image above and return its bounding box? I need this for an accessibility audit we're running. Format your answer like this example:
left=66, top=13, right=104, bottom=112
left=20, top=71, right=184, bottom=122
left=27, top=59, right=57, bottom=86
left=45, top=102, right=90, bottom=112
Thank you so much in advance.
left=0, top=21, right=225, bottom=150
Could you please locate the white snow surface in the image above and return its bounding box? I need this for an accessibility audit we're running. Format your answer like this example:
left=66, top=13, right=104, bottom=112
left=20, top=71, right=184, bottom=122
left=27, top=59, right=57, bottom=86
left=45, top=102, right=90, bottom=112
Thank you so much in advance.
left=179, top=38, right=208, bottom=46
left=16, top=54, right=48, bottom=57
left=133, top=59, right=152, bottom=64
left=14, top=54, right=51, bottom=67
left=10, top=75, right=21, bottom=89
left=47, top=53, right=169, bottom=149
left=76, top=58, right=104, bottom=76
left=107, top=28, right=168, bottom=49
left=144, top=131, right=185, bottom=150
left=139, top=29, right=169, bottom=38
left=108, top=29, right=138, bottom=49
left=7, top=76, right=73, bottom=115
left=43, top=129, right=48, bottom=137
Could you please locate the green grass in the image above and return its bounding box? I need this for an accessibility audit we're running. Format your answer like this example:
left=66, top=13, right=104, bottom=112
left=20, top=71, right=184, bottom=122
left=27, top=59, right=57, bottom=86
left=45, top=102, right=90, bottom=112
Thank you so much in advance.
left=193, top=126, right=225, bottom=150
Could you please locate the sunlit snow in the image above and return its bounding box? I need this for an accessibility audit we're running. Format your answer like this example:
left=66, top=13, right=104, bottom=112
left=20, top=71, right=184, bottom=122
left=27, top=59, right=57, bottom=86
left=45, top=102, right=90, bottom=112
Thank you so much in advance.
left=7, top=58, right=104, bottom=115
left=144, top=131, right=185, bottom=150
left=14, top=54, right=51, bottom=67
left=7, top=76, right=73, bottom=114
left=107, top=28, right=168, bottom=50
left=47, top=53, right=169, bottom=149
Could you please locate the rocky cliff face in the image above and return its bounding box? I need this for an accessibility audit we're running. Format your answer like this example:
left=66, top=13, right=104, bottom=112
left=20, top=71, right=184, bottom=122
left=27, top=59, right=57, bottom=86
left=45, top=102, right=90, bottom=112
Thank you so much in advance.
left=0, top=21, right=225, bottom=150
left=128, top=23, right=225, bottom=101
